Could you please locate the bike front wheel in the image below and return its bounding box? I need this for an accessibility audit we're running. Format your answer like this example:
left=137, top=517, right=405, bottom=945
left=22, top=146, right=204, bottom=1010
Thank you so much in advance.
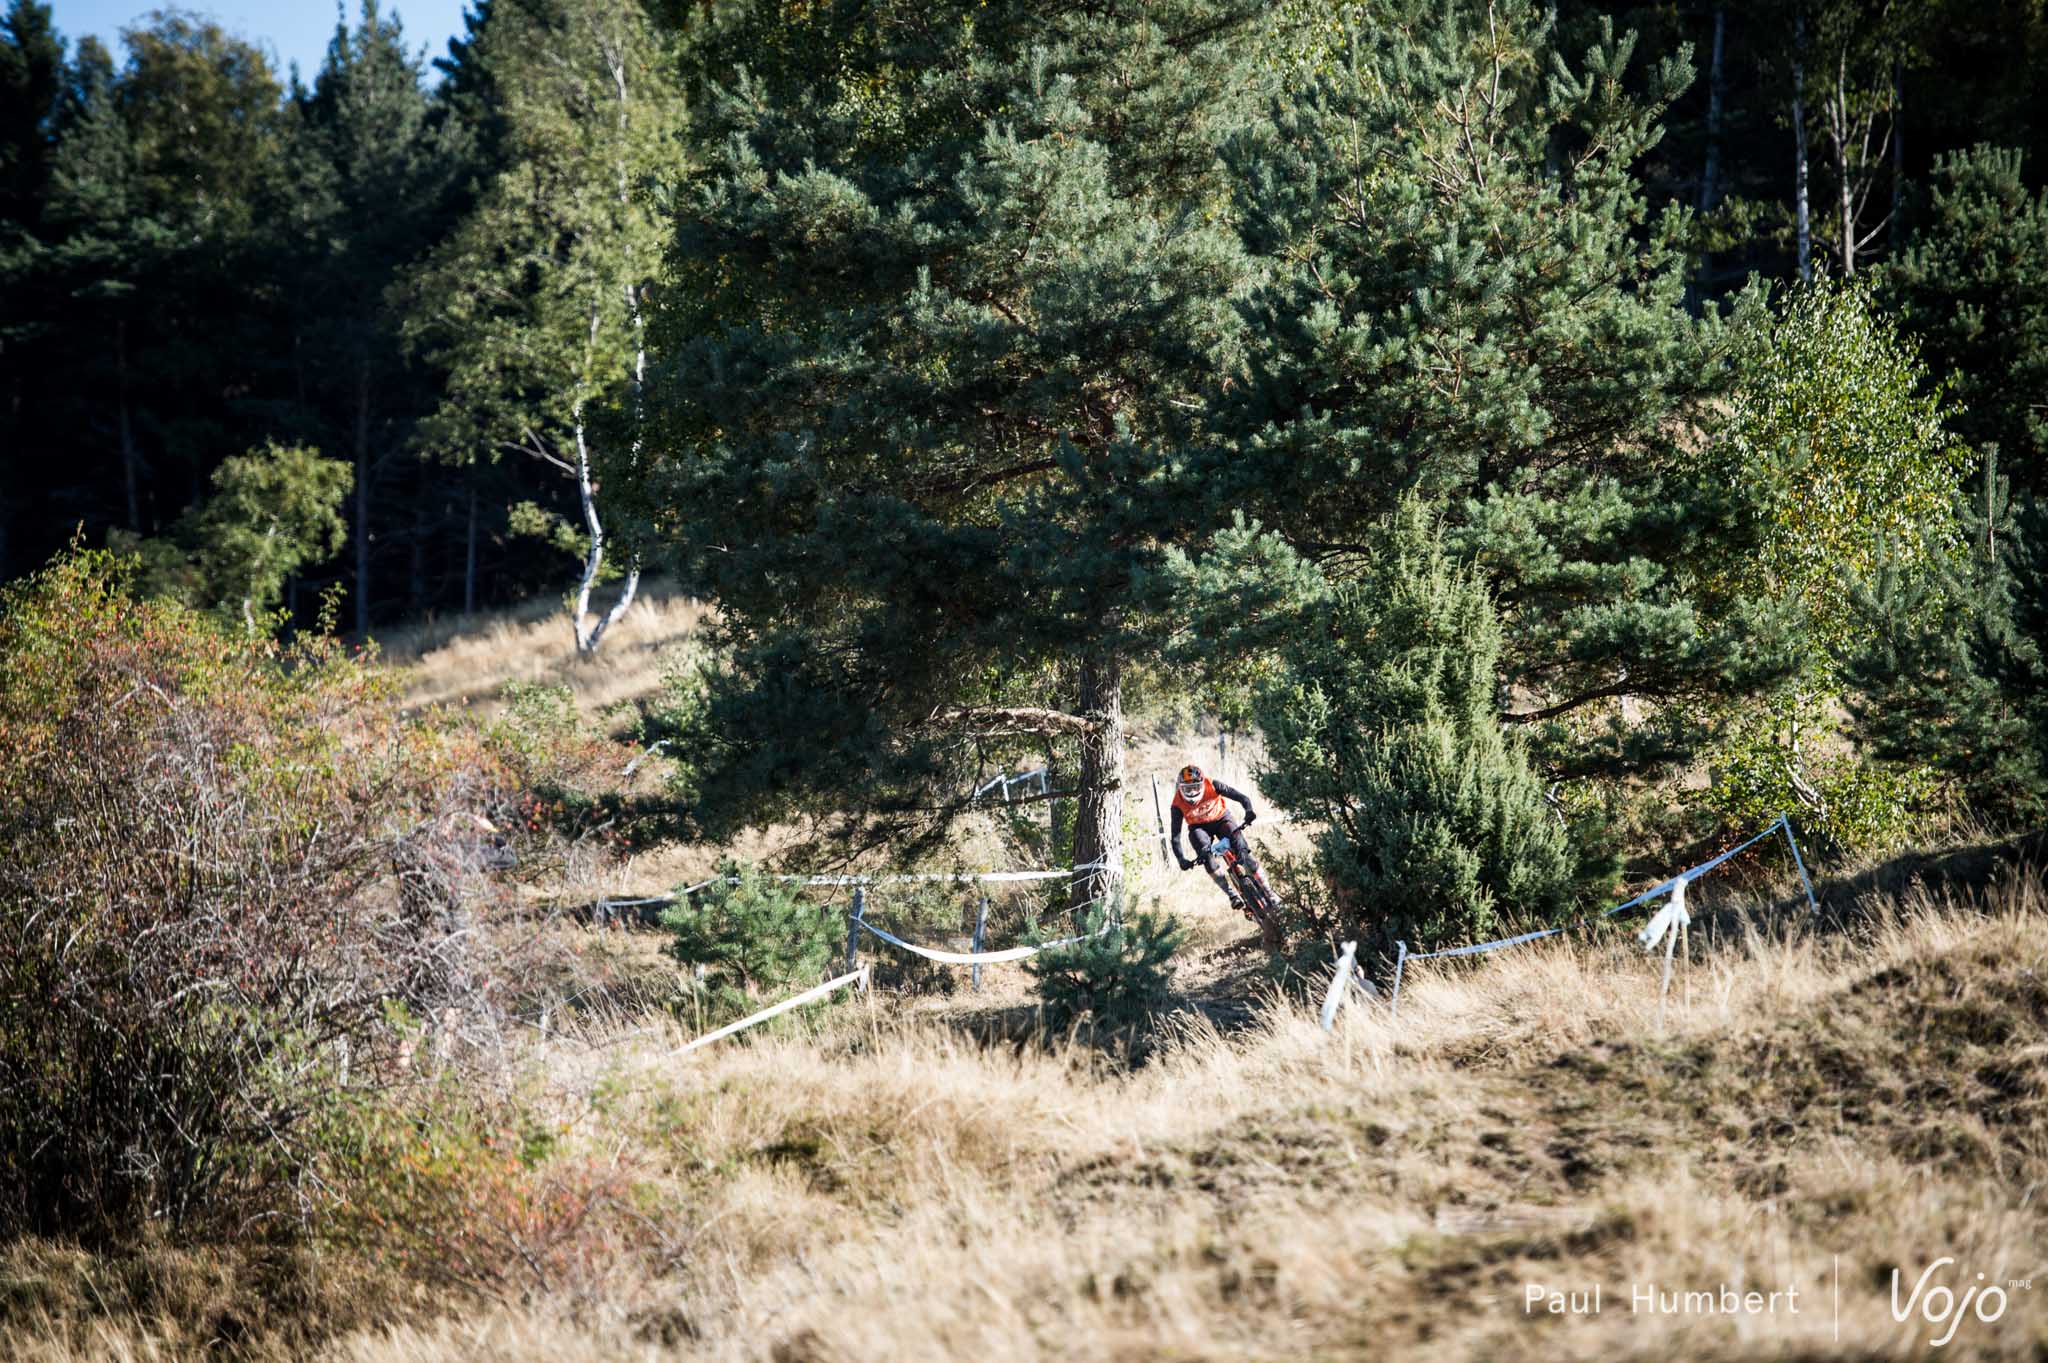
left=1233, top=864, right=1284, bottom=950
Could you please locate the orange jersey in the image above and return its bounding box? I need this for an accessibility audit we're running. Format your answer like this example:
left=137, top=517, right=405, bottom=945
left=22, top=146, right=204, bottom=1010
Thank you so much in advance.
left=1172, top=776, right=1229, bottom=826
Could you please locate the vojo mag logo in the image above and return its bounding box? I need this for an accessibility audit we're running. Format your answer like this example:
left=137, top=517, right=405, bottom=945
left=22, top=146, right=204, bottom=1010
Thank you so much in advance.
left=1891, top=1258, right=2020, bottom=1347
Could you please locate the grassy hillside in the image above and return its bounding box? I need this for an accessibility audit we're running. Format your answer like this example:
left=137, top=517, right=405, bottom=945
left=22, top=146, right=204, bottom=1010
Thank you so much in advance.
left=6, top=859, right=2045, bottom=1361
left=378, top=583, right=712, bottom=724
left=6, top=587, right=2043, bottom=1363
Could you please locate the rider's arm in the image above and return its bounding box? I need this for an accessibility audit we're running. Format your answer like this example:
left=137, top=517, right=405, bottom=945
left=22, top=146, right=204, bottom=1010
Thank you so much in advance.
left=1213, top=780, right=1257, bottom=820
left=1169, top=804, right=1187, bottom=857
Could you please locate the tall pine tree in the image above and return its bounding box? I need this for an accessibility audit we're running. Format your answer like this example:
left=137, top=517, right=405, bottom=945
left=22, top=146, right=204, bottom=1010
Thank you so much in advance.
left=296, top=0, right=472, bottom=632
left=0, top=0, right=63, bottom=576
left=30, top=18, right=292, bottom=542
left=1196, top=0, right=1799, bottom=797
left=1884, top=145, right=2048, bottom=500
left=630, top=0, right=1267, bottom=885
left=1842, top=458, right=2048, bottom=827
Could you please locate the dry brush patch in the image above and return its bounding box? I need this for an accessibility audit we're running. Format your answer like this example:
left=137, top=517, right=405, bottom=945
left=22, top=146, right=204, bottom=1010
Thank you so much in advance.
left=0, top=554, right=546, bottom=1241
left=0, top=554, right=653, bottom=1355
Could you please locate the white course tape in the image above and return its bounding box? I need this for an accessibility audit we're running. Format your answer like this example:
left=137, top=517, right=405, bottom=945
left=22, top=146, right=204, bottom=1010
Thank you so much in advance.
left=1385, top=816, right=1802, bottom=1020
left=789, top=862, right=1109, bottom=886
left=855, top=912, right=1112, bottom=966
left=1406, top=925, right=1567, bottom=962
left=1637, top=876, right=1690, bottom=953
left=857, top=922, right=1044, bottom=965
left=1320, top=940, right=1360, bottom=1031
left=605, top=860, right=1114, bottom=912
left=600, top=894, right=682, bottom=909
left=676, top=965, right=870, bottom=1054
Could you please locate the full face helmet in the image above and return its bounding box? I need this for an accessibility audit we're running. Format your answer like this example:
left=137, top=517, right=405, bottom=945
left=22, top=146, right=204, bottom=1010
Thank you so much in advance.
left=1177, top=765, right=1206, bottom=802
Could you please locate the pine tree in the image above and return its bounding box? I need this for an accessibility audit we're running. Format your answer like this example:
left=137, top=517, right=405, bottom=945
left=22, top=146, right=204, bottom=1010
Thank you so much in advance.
left=1247, top=499, right=1589, bottom=954
left=628, top=0, right=1269, bottom=890
left=432, top=1, right=504, bottom=168
left=32, top=20, right=293, bottom=542
left=1883, top=145, right=2048, bottom=500
left=0, top=0, right=63, bottom=576
left=1841, top=458, right=2048, bottom=826
left=1201, top=0, right=1800, bottom=793
left=1024, top=906, right=1184, bottom=1037
left=296, top=1, right=473, bottom=633
left=0, top=0, right=60, bottom=231
left=661, top=861, right=840, bottom=1021
left=24, top=37, right=150, bottom=539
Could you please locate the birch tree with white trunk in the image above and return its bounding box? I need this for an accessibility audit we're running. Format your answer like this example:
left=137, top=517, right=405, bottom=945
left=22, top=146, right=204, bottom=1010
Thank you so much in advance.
left=400, top=0, right=681, bottom=655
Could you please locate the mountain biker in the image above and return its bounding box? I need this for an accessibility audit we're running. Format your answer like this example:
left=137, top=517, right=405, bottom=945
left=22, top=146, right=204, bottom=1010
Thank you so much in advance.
left=1170, top=764, right=1281, bottom=921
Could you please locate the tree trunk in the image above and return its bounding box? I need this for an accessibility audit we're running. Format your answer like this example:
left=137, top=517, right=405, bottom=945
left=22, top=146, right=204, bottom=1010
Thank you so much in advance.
left=1044, top=735, right=1065, bottom=863
left=117, top=319, right=140, bottom=531
left=353, top=356, right=371, bottom=636
left=565, top=35, right=648, bottom=658
left=571, top=409, right=640, bottom=656
left=409, top=489, right=428, bottom=616
left=1068, top=654, right=1125, bottom=915
left=1890, top=62, right=1904, bottom=249
left=613, top=37, right=648, bottom=615
left=1698, top=6, right=1725, bottom=216
left=1792, top=8, right=1811, bottom=283
left=0, top=381, right=14, bottom=580
left=1832, top=47, right=1854, bottom=275
left=464, top=476, right=479, bottom=615
left=1687, top=3, right=1726, bottom=308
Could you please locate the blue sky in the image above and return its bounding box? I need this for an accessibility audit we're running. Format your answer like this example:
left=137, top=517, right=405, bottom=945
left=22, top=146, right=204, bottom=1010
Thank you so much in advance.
left=50, top=1, right=473, bottom=84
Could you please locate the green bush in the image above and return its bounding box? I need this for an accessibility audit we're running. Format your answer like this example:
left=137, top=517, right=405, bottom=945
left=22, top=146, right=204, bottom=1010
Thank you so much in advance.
left=636, top=634, right=727, bottom=812
left=1702, top=684, right=1935, bottom=857
left=1254, top=499, right=1589, bottom=957
left=108, top=441, right=352, bottom=630
left=1685, top=282, right=1971, bottom=857
left=481, top=681, right=638, bottom=874
left=660, top=862, right=840, bottom=1024
left=1024, top=906, right=1183, bottom=1036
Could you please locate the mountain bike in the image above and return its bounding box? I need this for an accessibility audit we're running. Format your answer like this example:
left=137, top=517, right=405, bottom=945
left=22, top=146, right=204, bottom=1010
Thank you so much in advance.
left=1206, top=827, right=1285, bottom=950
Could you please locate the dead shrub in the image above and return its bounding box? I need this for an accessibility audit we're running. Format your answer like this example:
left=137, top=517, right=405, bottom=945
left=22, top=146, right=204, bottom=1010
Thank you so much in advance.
left=0, top=553, right=546, bottom=1241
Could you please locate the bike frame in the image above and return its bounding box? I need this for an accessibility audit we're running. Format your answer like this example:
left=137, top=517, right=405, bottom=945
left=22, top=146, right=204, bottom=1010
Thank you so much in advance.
left=1201, top=829, right=1281, bottom=945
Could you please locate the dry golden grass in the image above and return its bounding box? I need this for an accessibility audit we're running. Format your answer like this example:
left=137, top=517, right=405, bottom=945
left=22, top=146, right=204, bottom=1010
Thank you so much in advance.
left=17, top=863, right=2041, bottom=1361
left=379, top=581, right=712, bottom=725
left=343, top=879, right=2048, bottom=1361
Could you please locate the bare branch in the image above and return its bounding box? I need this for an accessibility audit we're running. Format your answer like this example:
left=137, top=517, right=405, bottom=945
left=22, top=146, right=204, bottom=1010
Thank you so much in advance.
left=1500, top=682, right=1636, bottom=725
left=926, top=705, right=1100, bottom=738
